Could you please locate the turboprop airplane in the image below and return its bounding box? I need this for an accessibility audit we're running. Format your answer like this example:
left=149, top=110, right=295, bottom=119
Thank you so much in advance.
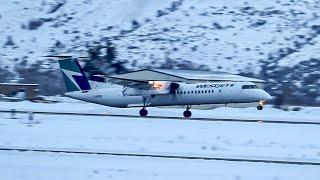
left=55, top=56, right=272, bottom=118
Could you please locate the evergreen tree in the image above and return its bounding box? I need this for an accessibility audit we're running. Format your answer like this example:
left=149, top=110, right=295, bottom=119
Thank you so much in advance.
left=83, top=40, right=128, bottom=80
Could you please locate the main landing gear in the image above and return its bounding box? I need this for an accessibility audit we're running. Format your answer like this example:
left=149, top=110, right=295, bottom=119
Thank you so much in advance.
left=139, top=97, right=151, bottom=117
left=257, top=100, right=265, bottom=110
left=183, top=105, right=192, bottom=118
left=139, top=108, right=148, bottom=116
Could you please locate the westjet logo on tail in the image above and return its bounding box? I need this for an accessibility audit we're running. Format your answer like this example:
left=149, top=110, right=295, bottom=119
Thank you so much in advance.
left=61, top=69, right=83, bottom=90
left=59, top=59, right=91, bottom=92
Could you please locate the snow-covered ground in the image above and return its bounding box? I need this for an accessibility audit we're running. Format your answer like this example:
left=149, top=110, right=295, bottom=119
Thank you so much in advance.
left=2, top=151, right=320, bottom=180
left=0, top=100, right=320, bottom=179
left=1, top=107, right=320, bottom=161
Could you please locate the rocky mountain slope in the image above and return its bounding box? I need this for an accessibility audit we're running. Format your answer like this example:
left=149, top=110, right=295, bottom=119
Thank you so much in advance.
left=0, top=0, right=319, bottom=104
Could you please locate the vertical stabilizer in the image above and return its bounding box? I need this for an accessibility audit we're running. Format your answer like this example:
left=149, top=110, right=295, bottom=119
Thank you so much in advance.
left=56, top=57, right=91, bottom=92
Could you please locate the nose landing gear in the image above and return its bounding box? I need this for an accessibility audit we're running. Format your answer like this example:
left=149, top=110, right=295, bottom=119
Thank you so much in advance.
left=257, top=100, right=265, bottom=110
left=257, top=105, right=263, bottom=110
left=139, top=97, right=152, bottom=117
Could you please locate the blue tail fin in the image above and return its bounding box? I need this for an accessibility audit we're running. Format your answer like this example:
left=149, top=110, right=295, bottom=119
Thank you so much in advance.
left=57, top=58, right=91, bottom=92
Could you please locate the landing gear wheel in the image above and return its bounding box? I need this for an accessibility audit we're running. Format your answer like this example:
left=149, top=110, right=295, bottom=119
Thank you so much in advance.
left=139, top=109, right=148, bottom=116
left=257, top=105, right=263, bottom=110
left=183, top=110, right=192, bottom=118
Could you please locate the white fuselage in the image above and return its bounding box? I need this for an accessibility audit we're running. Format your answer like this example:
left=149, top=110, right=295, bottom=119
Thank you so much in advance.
left=66, top=82, right=271, bottom=108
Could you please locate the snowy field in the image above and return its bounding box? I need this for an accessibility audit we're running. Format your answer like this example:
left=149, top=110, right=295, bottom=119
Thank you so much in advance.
left=2, top=151, right=320, bottom=180
left=0, top=99, right=320, bottom=179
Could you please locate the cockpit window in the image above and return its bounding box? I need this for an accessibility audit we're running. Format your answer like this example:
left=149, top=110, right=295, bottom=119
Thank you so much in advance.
left=242, top=85, right=259, bottom=89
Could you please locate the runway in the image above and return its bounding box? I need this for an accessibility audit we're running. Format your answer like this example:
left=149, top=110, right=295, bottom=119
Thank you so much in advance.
left=1, top=146, right=320, bottom=166
left=0, top=109, right=319, bottom=125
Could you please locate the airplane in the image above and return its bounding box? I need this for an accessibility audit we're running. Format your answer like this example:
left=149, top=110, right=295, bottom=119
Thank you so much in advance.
left=0, top=89, right=27, bottom=102
left=54, top=56, right=272, bottom=118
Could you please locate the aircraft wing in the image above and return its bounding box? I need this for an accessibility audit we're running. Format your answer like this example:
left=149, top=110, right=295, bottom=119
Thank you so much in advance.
left=96, top=68, right=266, bottom=90
left=103, top=76, right=151, bottom=90
left=107, top=69, right=266, bottom=84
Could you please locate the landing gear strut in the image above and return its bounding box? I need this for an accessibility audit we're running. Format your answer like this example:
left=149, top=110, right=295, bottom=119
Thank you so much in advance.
left=139, top=97, right=151, bottom=117
left=183, top=105, right=192, bottom=118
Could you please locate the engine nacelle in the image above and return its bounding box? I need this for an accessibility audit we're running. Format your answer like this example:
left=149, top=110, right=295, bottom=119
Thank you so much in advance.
left=170, top=82, right=180, bottom=90
left=169, top=82, right=180, bottom=94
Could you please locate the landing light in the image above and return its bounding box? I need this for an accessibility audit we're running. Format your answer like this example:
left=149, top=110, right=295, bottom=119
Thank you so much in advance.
left=149, top=81, right=163, bottom=89
left=259, top=100, right=266, bottom=106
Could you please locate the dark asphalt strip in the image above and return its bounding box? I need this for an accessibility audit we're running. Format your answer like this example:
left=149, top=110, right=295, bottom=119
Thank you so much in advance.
left=0, top=147, right=319, bottom=166
left=0, top=110, right=319, bottom=125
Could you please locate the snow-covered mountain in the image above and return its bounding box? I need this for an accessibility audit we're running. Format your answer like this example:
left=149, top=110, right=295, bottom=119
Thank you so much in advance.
left=0, top=0, right=319, bottom=104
